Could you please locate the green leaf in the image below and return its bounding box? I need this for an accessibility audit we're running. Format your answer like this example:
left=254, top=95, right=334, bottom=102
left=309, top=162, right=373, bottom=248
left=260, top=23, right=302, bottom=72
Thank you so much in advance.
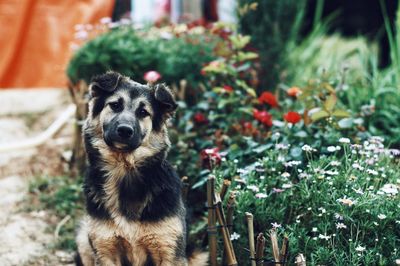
left=237, top=51, right=259, bottom=61
left=324, top=94, right=337, bottom=112
left=212, top=86, right=225, bottom=94
left=235, top=80, right=257, bottom=97
left=338, top=118, right=353, bottom=128
left=229, top=35, right=251, bottom=50
left=322, top=82, right=335, bottom=93
left=332, top=109, right=350, bottom=118
left=253, top=143, right=273, bottom=154
left=290, top=147, right=303, bottom=158
left=294, top=131, right=308, bottom=138
left=311, top=110, right=330, bottom=121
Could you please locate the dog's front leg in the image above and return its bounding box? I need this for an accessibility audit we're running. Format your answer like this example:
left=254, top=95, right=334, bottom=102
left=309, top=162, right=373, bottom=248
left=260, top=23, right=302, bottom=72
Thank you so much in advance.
left=145, top=238, right=188, bottom=266
left=94, top=234, right=140, bottom=266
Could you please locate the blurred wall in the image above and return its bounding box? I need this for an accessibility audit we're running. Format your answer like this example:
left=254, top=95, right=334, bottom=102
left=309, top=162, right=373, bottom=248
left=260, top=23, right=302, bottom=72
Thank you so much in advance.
left=0, top=0, right=115, bottom=88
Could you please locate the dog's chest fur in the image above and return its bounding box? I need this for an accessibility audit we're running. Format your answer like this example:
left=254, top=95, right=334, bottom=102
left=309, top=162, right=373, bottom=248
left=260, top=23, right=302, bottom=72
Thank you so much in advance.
left=83, top=135, right=184, bottom=222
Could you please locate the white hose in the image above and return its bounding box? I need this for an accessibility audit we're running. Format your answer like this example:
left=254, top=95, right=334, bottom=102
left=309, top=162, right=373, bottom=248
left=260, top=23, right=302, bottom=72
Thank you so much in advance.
left=0, top=105, right=76, bottom=153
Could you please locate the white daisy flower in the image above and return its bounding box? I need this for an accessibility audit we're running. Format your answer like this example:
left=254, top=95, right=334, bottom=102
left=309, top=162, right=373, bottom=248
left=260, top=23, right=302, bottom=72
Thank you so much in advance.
left=247, top=185, right=259, bottom=193
left=355, top=245, right=366, bottom=252
left=230, top=232, right=240, bottom=241
left=327, top=146, right=337, bottom=152
left=271, top=222, right=281, bottom=228
left=255, top=193, right=267, bottom=199
left=302, top=145, right=313, bottom=152
left=336, top=223, right=347, bottom=229
left=339, top=137, right=351, bottom=144
left=318, top=234, right=331, bottom=240
left=377, top=214, right=387, bottom=220
left=330, top=161, right=341, bottom=166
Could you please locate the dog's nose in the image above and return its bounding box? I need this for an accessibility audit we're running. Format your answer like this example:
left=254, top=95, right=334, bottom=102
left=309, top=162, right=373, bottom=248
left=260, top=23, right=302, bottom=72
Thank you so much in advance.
left=117, top=125, right=134, bottom=139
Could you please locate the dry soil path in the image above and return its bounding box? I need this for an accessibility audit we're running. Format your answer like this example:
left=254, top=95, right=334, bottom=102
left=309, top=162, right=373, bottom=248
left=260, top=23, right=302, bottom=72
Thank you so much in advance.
left=0, top=89, right=74, bottom=266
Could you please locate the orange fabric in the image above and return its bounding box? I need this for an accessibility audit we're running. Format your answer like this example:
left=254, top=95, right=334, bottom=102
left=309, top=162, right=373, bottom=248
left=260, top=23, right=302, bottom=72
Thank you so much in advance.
left=0, top=0, right=115, bottom=88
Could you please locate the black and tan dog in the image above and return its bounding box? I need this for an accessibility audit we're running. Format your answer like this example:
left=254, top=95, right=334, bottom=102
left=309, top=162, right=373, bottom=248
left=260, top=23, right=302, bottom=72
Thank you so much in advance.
left=75, top=71, right=207, bottom=266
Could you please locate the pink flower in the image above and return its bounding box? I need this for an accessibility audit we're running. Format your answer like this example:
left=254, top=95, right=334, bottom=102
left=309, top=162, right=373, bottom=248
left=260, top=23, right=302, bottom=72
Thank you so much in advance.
left=223, top=85, right=233, bottom=93
left=200, top=148, right=221, bottom=169
left=144, top=71, right=162, bottom=83
left=193, top=112, right=208, bottom=124
left=273, top=188, right=284, bottom=193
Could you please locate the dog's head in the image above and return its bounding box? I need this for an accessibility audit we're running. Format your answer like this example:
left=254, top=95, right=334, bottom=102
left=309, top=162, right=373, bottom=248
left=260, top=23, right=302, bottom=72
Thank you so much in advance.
left=85, top=71, right=177, bottom=156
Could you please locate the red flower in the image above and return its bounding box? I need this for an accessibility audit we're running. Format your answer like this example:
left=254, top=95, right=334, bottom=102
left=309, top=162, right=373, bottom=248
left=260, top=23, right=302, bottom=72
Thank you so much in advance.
left=253, top=109, right=273, bottom=127
left=144, top=71, right=161, bottom=83
left=287, top=87, right=301, bottom=97
left=243, top=121, right=253, bottom=130
left=193, top=112, right=208, bottom=124
left=223, top=85, right=233, bottom=92
left=200, top=148, right=222, bottom=169
left=284, top=111, right=302, bottom=124
left=258, top=92, right=279, bottom=108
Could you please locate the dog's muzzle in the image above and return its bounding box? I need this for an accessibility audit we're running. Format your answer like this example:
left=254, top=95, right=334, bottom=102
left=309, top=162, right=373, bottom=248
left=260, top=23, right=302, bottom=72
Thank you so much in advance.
left=104, top=119, right=142, bottom=152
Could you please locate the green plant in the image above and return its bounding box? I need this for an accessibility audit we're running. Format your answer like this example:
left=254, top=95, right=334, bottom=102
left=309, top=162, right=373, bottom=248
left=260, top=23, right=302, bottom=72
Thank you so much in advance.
left=27, top=176, right=84, bottom=250
left=212, top=136, right=400, bottom=265
left=237, top=0, right=308, bottom=89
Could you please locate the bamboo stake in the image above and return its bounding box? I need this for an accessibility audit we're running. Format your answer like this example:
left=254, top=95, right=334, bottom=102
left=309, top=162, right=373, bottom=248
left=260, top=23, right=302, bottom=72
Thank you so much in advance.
left=68, top=80, right=89, bottom=177
left=207, top=175, right=218, bottom=266
left=245, top=212, right=256, bottom=266
left=255, top=233, right=265, bottom=266
left=220, top=179, right=231, bottom=200
left=222, top=192, right=236, bottom=265
left=280, top=236, right=289, bottom=266
left=226, top=192, right=236, bottom=234
left=269, top=228, right=280, bottom=263
left=181, top=176, right=189, bottom=202
left=295, top=254, right=306, bottom=266
left=215, top=194, right=237, bottom=266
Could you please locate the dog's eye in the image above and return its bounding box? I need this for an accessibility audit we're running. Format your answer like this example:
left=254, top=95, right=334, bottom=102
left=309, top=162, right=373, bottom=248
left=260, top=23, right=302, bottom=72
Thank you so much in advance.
left=109, top=101, right=123, bottom=112
left=138, top=108, right=150, bottom=118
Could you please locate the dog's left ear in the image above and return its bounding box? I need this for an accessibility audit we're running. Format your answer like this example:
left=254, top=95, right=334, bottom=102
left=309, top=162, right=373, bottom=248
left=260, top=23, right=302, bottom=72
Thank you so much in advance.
left=154, top=84, right=178, bottom=115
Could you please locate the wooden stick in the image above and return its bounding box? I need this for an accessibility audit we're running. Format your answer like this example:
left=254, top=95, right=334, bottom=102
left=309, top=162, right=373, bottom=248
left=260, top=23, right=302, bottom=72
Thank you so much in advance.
left=207, top=175, right=218, bottom=266
left=181, top=176, right=189, bottom=202
left=295, top=254, right=306, bottom=266
left=255, top=233, right=265, bottom=266
left=215, top=194, right=237, bottom=266
left=222, top=191, right=236, bottom=265
left=280, top=236, right=289, bottom=265
left=220, top=179, right=231, bottom=200
left=226, top=192, right=236, bottom=234
left=245, top=212, right=256, bottom=266
left=269, top=228, right=280, bottom=263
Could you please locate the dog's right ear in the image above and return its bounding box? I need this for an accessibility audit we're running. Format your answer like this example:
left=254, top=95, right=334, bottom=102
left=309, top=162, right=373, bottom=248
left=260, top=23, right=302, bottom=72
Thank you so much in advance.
left=89, top=72, right=122, bottom=97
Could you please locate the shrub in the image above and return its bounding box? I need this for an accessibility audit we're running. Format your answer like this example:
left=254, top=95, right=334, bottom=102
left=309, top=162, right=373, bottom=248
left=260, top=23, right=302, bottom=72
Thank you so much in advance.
left=66, top=25, right=217, bottom=87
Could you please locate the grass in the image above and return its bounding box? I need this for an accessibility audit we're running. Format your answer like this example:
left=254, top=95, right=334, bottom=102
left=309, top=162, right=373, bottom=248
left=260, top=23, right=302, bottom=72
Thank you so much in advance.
left=27, top=175, right=84, bottom=250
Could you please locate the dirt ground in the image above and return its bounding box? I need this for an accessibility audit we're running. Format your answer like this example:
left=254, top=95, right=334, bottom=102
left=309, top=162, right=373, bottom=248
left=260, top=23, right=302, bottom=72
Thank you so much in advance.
left=0, top=89, right=75, bottom=266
